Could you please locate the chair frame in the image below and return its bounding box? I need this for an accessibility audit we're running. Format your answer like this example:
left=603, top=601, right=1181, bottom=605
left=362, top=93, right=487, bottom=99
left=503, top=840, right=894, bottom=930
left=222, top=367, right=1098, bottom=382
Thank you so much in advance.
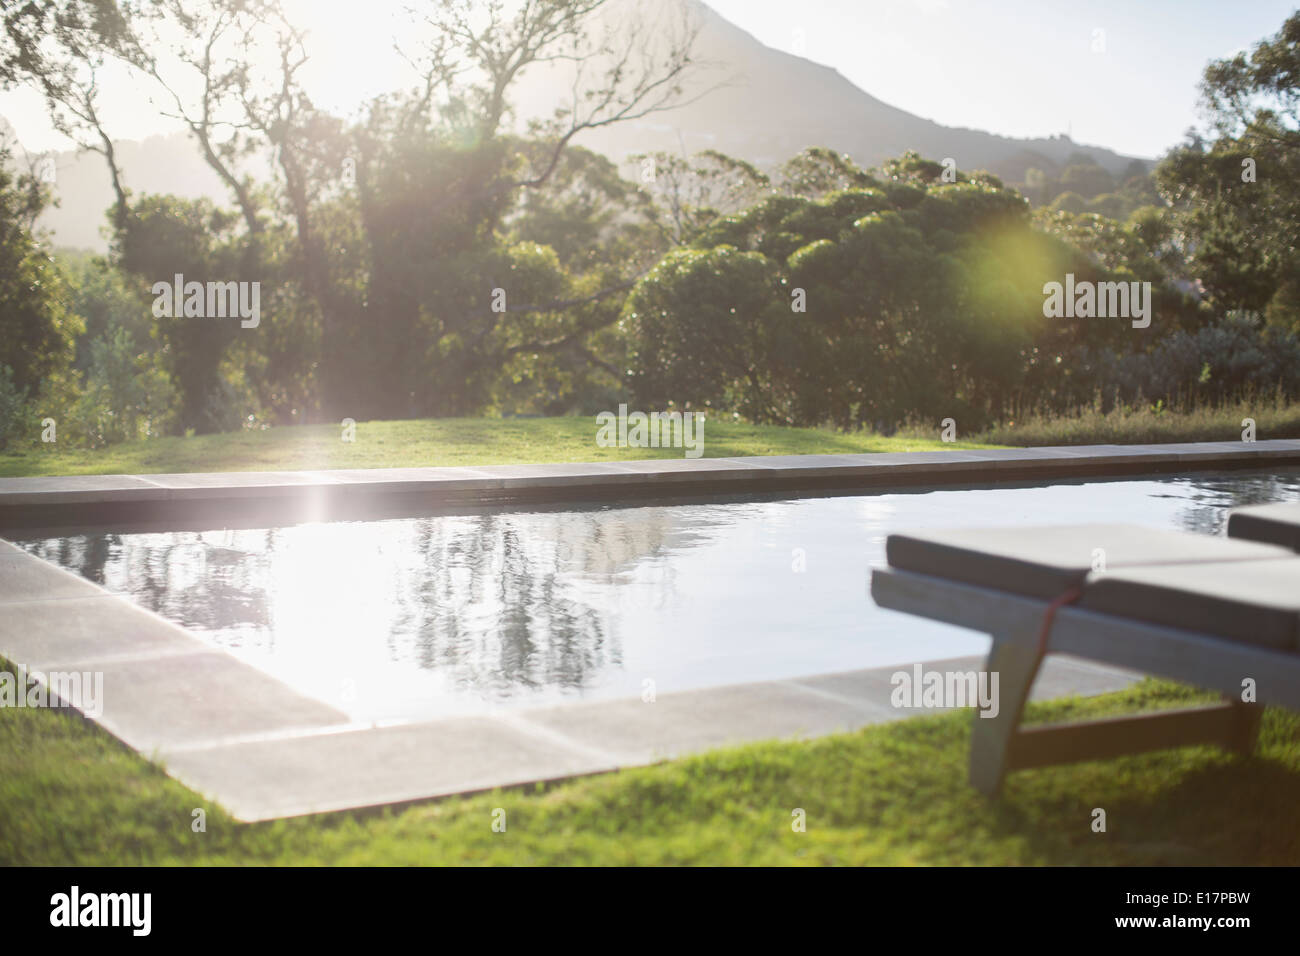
left=870, top=568, right=1300, bottom=795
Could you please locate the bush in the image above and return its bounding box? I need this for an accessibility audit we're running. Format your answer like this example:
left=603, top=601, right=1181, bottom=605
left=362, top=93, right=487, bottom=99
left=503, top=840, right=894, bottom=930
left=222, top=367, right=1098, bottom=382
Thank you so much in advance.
left=74, top=327, right=176, bottom=447
left=1082, top=313, right=1300, bottom=407
left=0, top=364, right=29, bottom=451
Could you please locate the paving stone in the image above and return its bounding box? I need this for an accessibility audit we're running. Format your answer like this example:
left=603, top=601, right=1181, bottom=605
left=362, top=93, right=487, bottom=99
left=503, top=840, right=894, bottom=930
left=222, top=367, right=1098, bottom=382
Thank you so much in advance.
left=3, top=443, right=1300, bottom=516
left=587, top=458, right=768, bottom=488
left=790, top=656, right=984, bottom=718
left=0, top=474, right=164, bottom=505
left=91, top=651, right=349, bottom=753
left=1057, top=444, right=1174, bottom=464
left=0, top=594, right=203, bottom=669
left=1161, top=441, right=1261, bottom=461
left=1029, top=654, right=1143, bottom=698
left=159, top=717, right=615, bottom=821
left=145, top=471, right=329, bottom=498
left=1248, top=439, right=1300, bottom=453
left=313, top=466, right=494, bottom=483
left=465, top=462, right=647, bottom=489
left=0, top=549, right=105, bottom=604
left=519, top=680, right=885, bottom=762
left=787, top=654, right=1134, bottom=720
left=138, top=648, right=1147, bottom=820
left=822, top=451, right=983, bottom=475
left=966, top=447, right=1096, bottom=470
left=762, top=453, right=894, bottom=474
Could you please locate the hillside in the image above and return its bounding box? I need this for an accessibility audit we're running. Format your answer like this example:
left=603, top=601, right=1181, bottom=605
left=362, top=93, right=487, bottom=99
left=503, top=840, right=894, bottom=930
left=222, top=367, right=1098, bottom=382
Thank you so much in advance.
left=4, top=0, right=1148, bottom=252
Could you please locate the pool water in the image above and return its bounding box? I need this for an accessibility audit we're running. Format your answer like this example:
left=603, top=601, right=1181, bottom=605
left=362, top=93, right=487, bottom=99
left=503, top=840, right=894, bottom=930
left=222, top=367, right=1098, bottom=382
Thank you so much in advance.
left=15, top=470, right=1300, bottom=721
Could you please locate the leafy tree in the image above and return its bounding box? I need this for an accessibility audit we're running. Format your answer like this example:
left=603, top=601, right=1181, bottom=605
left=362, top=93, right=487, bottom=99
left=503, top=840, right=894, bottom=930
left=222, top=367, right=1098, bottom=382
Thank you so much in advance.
left=622, top=147, right=1207, bottom=430
left=1059, top=162, right=1115, bottom=198
left=115, top=195, right=247, bottom=433
left=1158, top=10, right=1300, bottom=324
left=624, top=245, right=789, bottom=420
left=0, top=146, right=78, bottom=402
left=75, top=324, right=175, bottom=445
left=1049, top=191, right=1086, bottom=215
left=10, top=0, right=705, bottom=427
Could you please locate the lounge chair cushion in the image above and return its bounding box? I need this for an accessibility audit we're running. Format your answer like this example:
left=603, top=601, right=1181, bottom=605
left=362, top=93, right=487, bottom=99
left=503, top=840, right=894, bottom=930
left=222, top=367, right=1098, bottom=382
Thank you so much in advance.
left=885, top=523, right=1291, bottom=600
left=1079, top=558, right=1300, bottom=651
left=1228, top=501, right=1300, bottom=552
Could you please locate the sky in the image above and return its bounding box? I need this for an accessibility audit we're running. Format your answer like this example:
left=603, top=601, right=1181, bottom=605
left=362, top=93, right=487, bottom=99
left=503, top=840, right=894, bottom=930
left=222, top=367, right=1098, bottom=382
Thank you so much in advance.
left=702, top=0, right=1298, bottom=157
left=1, top=0, right=1296, bottom=159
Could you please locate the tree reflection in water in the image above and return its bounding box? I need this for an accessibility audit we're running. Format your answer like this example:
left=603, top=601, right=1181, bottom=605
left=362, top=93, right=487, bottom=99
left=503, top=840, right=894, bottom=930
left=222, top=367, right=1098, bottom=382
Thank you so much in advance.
left=16, top=504, right=737, bottom=706
left=1165, top=472, right=1300, bottom=537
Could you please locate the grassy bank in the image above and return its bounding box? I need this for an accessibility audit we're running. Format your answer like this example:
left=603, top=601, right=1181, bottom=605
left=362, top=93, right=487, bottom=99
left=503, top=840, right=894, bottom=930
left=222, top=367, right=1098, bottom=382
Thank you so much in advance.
left=2, top=677, right=1297, bottom=865
left=0, top=416, right=993, bottom=478
left=961, top=397, right=1300, bottom=447
left=5, top=400, right=1299, bottom=480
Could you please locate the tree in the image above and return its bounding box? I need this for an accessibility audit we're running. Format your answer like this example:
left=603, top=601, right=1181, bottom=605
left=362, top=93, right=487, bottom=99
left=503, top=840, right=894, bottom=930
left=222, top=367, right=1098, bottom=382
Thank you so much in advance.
left=634, top=148, right=770, bottom=246
left=0, top=144, right=78, bottom=401
left=1158, top=11, right=1300, bottom=323
left=8, top=0, right=707, bottom=427
left=0, top=0, right=144, bottom=231
left=622, top=149, right=1187, bottom=430
left=116, top=194, right=245, bottom=433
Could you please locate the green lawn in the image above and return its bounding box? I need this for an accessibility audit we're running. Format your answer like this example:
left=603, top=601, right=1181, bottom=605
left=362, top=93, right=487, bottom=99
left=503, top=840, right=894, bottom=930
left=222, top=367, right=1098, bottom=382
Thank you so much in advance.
left=0, top=416, right=996, bottom=478
left=7, top=402, right=1300, bottom=479
left=3, top=677, right=1297, bottom=865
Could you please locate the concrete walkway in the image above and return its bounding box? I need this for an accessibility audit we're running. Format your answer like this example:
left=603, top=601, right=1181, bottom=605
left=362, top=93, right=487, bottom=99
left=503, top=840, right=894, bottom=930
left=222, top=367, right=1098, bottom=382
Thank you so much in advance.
left=2, top=439, right=1299, bottom=530
left=2, top=441, right=1289, bottom=820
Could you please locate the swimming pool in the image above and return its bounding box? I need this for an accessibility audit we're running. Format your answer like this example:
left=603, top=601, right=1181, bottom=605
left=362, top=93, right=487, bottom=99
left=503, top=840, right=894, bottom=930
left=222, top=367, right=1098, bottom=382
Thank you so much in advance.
left=14, top=469, right=1299, bottom=721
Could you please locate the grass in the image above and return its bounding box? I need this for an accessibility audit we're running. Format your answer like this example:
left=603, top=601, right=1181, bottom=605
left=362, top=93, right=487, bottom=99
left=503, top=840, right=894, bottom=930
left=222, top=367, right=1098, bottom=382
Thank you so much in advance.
left=6, top=400, right=1300, bottom=479
left=3, top=677, right=1297, bottom=865
left=0, top=416, right=995, bottom=478
left=960, top=396, right=1300, bottom=447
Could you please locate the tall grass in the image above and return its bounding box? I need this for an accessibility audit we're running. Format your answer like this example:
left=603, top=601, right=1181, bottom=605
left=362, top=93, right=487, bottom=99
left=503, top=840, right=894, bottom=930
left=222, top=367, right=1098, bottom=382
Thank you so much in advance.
left=898, top=393, right=1300, bottom=447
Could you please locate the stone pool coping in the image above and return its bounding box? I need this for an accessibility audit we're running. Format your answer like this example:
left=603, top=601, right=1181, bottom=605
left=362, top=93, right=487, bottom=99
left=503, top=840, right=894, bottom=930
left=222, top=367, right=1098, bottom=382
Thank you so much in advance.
left=2, top=439, right=1299, bottom=531
left=2, top=440, right=1287, bottom=820
left=0, top=534, right=1139, bottom=820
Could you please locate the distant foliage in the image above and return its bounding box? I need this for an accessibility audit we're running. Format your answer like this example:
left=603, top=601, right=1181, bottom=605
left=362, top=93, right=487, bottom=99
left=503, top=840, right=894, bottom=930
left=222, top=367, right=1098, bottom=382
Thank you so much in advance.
left=624, top=150, right=1207, bottom=430
left=0, top=365, right=27, bottom=450
left=2, top=6, right=1298, bottom=446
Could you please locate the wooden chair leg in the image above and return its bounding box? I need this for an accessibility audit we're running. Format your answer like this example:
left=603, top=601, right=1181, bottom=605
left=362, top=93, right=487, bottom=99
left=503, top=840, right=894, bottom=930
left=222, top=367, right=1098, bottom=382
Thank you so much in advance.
left=1228, top=698, right=1262, bottom=756
left=969, top=634, right=1041, bottom=797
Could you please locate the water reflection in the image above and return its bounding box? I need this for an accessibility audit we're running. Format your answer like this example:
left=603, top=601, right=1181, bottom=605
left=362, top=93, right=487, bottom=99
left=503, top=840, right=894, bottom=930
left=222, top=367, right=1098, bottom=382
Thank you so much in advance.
left=15, top=469, right=1300, bottom=720
left=1157, top=472, right=1300, bottom=536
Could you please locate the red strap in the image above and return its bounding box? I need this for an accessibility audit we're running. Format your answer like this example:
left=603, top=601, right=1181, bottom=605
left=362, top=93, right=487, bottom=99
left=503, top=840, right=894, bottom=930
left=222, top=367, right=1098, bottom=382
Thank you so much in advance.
left=1035, top=586, right=1083, bottom=661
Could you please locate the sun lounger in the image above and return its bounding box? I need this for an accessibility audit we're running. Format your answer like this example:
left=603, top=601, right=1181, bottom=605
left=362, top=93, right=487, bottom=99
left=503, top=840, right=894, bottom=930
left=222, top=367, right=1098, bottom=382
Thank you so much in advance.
left=870, top=524, right=1300, bottom=795
left=1228, top=500, right=1300, bottom=552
